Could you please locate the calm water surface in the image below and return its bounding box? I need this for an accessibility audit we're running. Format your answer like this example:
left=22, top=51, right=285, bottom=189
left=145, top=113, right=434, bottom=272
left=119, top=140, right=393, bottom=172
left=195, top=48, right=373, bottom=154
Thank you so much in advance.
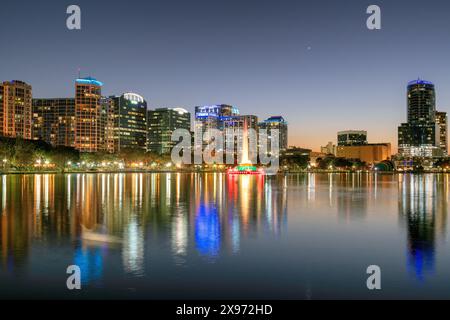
left=0, top=172, right=449, bottom=299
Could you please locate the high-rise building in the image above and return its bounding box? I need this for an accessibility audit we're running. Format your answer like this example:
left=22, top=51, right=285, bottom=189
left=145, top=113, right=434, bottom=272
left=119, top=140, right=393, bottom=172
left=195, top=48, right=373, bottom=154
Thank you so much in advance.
left=32, top=98, right=76, bottom=147
left=407, top=80, right=436, bottom=124
left=398, top=79, right=441, bottom=157
left=74, top=77, right=104, bottom=152
left=110, top=93, right=147, bottom=153
left=223, top=115, right=258, bottom=131
left=337, top=130, right=367, bottom=146
left=224, top=115, right=258, bottom=158
left=194, top=104, right=240, bottom=152
left=194, top=104, right=240, bottom=135
left=0, top=80, right=33, bottom=139
left=147, top=107, right=191, bottom=154
left=100, top=97, right=116, bottom=154
left=436, top=111, right=448, bottom=155
left=258, top=116, right=288, bottom=151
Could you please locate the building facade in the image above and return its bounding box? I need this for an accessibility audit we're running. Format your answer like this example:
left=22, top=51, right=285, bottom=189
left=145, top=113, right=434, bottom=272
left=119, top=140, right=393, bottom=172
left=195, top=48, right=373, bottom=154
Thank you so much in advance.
left=74, top=77, right=104, bottom=152
left=223, top=115, right=258, bottom=160
left=0, top=80, right=33, bottom=139
left=258, top=116, right=288, bottom=152
left=336, top=143, right=392, bottom=164
left=321, top=141, right=336, bottom=155
left=110, top=93, right=147, bottom=153
left=32, top=98, right=76, bottom=147
left=147, top=108, right=191, bottom=154
left=398, top=79, right=441, bottom=157
left=337, top=130, right=367, bottom=146
left=194, top=104, right=240, bottom=137
left=435, top=111, right=448, bottom=155
left=99, top=97, right=116, bottom=154
left=194, top=104, right=240, bottom=154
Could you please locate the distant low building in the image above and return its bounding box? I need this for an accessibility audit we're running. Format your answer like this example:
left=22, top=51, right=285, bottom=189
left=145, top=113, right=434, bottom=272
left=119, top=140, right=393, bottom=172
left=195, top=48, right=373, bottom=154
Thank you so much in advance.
left=336, top=143, right=391, bottom=164
left=320, top=141, right=336, bottom=155
left=282, top=147, right=311, bottom=157
left=281, top=147, right=311, bottom=169
left=393, top=158, right=435, bottom=171
left=309, top=151, right=328, bottom=166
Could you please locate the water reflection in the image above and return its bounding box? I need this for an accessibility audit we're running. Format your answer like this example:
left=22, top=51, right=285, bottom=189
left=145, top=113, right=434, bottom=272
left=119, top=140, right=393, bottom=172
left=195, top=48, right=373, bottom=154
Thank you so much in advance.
left=195, top=203, right=220, bottom=258
left=1, top=172, right=449, bottom=298
left=398, top=174, right=448, bottom=281
left=0, top=173, right=287, bottom=280
left=74, top=245, right=104, bottom=285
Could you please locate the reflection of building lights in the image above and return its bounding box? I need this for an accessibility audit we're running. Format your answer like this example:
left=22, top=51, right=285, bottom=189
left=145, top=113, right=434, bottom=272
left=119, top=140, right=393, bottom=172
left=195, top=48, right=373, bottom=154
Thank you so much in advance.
left=74, top=246, right=104, bottom=284
left=123, top=220, right=144, bottom=276
left=172, top=214, right=188, bottom=256
left=195, top=204, right=220, bottom=257
left=2, top=175, right=7, bottom=211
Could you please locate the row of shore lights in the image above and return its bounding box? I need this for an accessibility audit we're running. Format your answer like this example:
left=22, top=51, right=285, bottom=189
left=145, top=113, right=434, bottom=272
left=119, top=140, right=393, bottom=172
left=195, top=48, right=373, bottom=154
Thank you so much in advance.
left=1, top=158, right=174, bottom=168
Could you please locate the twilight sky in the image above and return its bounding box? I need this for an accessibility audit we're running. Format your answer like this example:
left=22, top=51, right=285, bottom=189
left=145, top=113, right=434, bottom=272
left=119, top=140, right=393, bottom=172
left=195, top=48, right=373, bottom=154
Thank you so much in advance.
left=1, top=0, right=450, bottom=152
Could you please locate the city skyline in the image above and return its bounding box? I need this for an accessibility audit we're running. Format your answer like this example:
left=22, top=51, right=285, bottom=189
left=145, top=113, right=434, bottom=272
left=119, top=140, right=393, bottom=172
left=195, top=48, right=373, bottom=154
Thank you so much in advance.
left=4, top=74, right=449, bottom=153
left=2, top=1, right=450, bottom=304
left=2, top=74, right=448, bottom=155
left=2, top=0, right=450, bottom=152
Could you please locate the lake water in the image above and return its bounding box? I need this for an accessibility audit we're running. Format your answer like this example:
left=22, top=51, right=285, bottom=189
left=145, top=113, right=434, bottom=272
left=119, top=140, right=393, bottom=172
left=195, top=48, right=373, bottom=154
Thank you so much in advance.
left=0, top=172, right=449, bottom=299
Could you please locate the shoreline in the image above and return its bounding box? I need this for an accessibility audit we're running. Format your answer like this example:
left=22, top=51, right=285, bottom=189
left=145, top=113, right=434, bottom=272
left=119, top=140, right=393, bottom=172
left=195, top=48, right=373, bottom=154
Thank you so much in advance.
left=1, top=170, right=449, bottom=175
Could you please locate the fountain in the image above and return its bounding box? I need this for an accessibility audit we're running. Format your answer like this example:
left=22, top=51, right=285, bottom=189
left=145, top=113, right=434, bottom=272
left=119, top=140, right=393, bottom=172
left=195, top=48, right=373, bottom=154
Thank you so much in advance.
left=227, top=118, right=264, bottom=175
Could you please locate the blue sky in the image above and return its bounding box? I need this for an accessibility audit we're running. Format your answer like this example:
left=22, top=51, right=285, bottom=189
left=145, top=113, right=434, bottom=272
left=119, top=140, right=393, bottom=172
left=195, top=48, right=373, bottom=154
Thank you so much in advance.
left=1, top=0, right=450, bottom=151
